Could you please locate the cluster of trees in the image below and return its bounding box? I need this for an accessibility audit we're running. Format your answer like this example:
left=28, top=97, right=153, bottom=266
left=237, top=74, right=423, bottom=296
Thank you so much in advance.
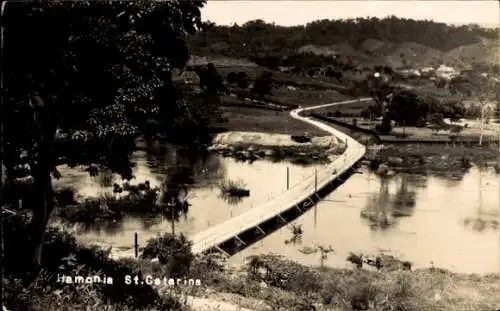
left=386, top=91, right=466, bottom=126
left=359, top=61, right=500, bottom=135
left=226, top=71, right=249, bottom=88
left=2, top=0, right=218, bottom=283
left=225, top=70, right=274, bottom=98
left=251, top=71, right=274, bottom=98
left=361, top=75, right=469, bottom=134
left=189, top=17, right=497, bottom=60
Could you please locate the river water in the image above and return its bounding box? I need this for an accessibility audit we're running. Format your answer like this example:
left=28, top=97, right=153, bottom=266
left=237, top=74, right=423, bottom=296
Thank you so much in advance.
left=53, top=146, right=500, bottom=274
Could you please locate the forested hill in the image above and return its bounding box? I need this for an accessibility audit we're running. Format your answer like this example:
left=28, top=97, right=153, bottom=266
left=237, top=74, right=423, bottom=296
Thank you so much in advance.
left=188, top=16, right=498, bottom=65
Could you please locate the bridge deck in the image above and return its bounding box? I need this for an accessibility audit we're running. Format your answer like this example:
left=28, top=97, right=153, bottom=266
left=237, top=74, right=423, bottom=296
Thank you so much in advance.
left=190, top=99, right=369, bottom=254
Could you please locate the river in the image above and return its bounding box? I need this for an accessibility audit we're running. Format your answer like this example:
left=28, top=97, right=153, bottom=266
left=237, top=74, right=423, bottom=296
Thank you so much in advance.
left=53, top=145, right=500, bottom=274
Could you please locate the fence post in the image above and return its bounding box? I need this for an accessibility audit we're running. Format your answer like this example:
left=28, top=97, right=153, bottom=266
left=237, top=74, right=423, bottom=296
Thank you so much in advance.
left=134, top=232, right=138, bottom=258
left=286, top=167, right=290, bottom=190
left=314, top=168, right=317, bottom=193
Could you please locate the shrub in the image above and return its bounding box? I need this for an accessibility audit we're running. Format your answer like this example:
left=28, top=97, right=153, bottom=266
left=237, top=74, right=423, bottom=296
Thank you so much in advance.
left=226, top=71, right=239, bottom=85
left=218, top=179, right=250, bottom=197
left=141, top=233, right=194, bottom=277
left=237, top=72, right=249, bottom=89
left=376, top=118, right=392, bottom=134
left=245, top=254, right=321, bottom=294
left=56, top=181, right=165, bottom=224
left=2, top=215, right=182, bottom=311
left=290, top=135, right=312, bottom=143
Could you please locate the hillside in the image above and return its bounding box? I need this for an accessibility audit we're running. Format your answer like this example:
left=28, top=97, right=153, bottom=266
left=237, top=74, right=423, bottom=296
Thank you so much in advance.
left=189, top=17, right=499, bottom=68
left=293, top=37, right=498, bottom=68
left=296, top=40, right=447, bottom=68
left=297, top=42, right=361, bottom=59
left=444, top=37, right=499, bottom=66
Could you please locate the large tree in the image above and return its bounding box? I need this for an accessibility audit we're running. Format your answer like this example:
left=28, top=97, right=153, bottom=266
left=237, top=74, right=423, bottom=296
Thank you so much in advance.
left=2, top=0, right=206, bottom=280
left=386, top=90, right=430, bottom=127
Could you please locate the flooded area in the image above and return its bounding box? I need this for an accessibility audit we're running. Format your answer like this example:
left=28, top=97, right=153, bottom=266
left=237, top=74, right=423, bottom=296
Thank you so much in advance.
left=53, top=147, right=320, bottom=253
left=231, top=167, right=500, bottom=274
left=53, top=146, right=500, bottom=274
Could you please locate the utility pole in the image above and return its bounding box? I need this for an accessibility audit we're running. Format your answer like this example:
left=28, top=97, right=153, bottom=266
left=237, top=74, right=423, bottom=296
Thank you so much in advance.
left=314, top=168, right=317, bottom=193
left=314, top=168, right=318, bottom=228
left=479, top=104, right=488, bottom=146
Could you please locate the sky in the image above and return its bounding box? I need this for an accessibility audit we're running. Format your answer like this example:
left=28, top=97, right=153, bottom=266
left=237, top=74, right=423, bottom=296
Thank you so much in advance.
left=201, top=1, right=500, bottom=28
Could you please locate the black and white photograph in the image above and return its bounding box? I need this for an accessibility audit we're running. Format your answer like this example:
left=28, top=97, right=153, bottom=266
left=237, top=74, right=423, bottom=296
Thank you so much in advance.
left=1, top=0, right=499, bottom=310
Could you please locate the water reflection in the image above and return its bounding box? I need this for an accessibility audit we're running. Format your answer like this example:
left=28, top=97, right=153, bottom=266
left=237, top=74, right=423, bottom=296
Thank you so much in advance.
left=72, top=220, right=124, bottom=235
left=463, top=167, right=500, bottom=233
left=55, top=143, right=500, bottom=273
left=360, top=174, right=417, bottom=230
left=230, top=166, right=499, bottom=274
left=391, top=174, right=416, bottom=217
left=218, top=192, right=245, bottom=205
left=361, top=177, right=393, bottom=230
left=54, top=145, right=320, bottom=247
left=54, top=145, right=227, bottom=235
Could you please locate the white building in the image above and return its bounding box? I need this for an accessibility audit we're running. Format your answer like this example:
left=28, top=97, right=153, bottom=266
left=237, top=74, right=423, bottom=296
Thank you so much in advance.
left=435, top=65, right=459, bottom=80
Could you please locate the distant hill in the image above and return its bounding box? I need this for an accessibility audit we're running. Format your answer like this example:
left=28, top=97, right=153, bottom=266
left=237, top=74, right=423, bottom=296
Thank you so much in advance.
left=297, top=43, right=360, bottom=58
left=189, top=17, right=498, bottom=68
left=443, top=38, right=498, bottom=66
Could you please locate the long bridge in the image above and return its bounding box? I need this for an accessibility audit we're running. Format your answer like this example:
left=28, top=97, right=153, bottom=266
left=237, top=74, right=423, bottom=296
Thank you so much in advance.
left=190, top=98, right=372, bottom=255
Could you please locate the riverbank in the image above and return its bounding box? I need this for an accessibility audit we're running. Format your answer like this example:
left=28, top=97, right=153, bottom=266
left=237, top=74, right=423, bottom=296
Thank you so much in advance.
left=158, top=252, right=500, bottom=311
left=209, top=131, right=346, bottom=165
left=4, top=218, right=499, bottom=311
left=366, top=143, right=500, bottom=177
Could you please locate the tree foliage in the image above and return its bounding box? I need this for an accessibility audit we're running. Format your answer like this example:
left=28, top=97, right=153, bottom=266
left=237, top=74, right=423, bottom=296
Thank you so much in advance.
left=189, top=16, right=497, bottom=59
left=251, top=71, right=274, bottom=98
left=141, top=233, right=194, bottom=278
left=226, top=72, right=239, bottom=85
left=2, top=0, right=207, bottom=280
left=387, top=90, right=429, bottom=126
left=237, top=72, right=249, bottom=89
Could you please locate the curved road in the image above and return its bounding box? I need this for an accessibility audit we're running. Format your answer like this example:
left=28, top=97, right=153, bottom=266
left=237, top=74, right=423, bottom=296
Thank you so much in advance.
left=190, top=98, right=372, bottom=254
left=290, top=98, right=372, bottom=151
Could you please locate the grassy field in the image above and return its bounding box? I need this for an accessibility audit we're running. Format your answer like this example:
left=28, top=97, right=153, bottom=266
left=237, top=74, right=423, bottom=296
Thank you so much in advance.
left=213, top=106, right=330, bottom=136
left=272, top=85, right=351, bottom=107
left=182, top=254, right=500, bottom=311
left=311, top=100, right=374, bottom=116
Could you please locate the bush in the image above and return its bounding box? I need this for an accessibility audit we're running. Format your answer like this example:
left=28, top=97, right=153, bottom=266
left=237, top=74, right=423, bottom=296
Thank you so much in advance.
left=237, top=72, right=249, bottom=89
left=227, top=71, right=239, bottom=85
left=219, top=179, right=250, bottom=197
left=56, top=181, right=166, bottom=224
left=376, top=118, right=392, bottom=134
left=245, top=254, right=321, bottom=294
left=141, top=233, right=194, bottom=277
left=2, top=213, right=182, bottom=311
left=290, top=135, right=312, bottom=143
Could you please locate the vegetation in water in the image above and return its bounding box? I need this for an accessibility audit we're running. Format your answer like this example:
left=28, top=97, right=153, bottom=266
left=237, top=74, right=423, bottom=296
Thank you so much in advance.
left=219, top=179, right=250, bottom=197
left=55, top=180, right=190, bottom=228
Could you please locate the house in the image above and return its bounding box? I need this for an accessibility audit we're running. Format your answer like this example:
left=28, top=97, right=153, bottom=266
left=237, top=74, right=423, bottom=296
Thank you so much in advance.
left=435, top=65, right=459, bottom=80
left=395, top=69, right=421, bottom=78
left=420, top=67, right=435, bottom=73
left=278, top=66, right=294, bottom=73
left=419, top=67, right=435, bottom=78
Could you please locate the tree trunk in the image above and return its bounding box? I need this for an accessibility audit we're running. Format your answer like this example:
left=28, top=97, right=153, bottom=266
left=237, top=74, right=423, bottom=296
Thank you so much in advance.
left=27, top=159, right=54, bottom=283
left=26, top=94, right=57, bottom=283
